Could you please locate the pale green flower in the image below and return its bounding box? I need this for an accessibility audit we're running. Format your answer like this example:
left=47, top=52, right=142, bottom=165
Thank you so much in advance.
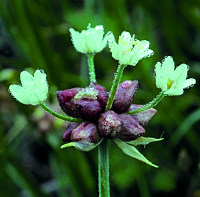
left=155, top=56, right=196, bottom=96
left=9, top=70, right=48, bottom=105
left=74, top=87, right=98, bottom=101
left=69, top=24, right=110, bottom=54
left=108, top=31, right=154, bottom=66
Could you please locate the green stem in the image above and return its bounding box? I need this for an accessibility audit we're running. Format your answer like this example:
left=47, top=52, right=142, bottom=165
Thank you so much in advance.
left=40, top=102, right=82, bottom=123
left=105, top=64, right=126, bottom=111
left=87, top=53, right=96, bottom=83
left=98, top=140, right=110, bottom=197
left=127, top=91, right=165, bottom=115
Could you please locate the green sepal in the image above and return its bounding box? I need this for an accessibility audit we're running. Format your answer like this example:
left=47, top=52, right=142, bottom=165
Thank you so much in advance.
left=114, top=139, right=158, bottom=168
left=127, top=137, right=164, bottom=146
left=61, top=140, right=103, bottom=152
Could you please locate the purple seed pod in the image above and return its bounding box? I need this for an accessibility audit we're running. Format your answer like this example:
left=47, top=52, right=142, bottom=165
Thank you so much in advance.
left=57, top=88, right=82, bottom=117
left=62, top=122, right=79, bottom=142
left=74, top=98, right=102, bottom=121
left=90, top=82, right=109, bottom=110
left=112, top=80, right=138, bottom=113
left=118, top=113, right=145, bottom=141
left=98, top=110, right=122, bottom=138
left=128, top=104, right=157, bottom=126
left=71, top=122, right=100, bottom=143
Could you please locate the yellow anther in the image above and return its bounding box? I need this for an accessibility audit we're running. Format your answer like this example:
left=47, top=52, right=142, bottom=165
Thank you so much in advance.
left=167, top=79, right=174, bottom=89
left=118, top=36, right=127, bottom=45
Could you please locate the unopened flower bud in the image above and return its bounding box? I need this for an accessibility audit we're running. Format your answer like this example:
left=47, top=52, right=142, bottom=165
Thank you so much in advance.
left=113, top=80, right=138, bottom=113
left=98, top=110, right=121, bottom=138
left=128, top=104, right=157, bottom=126
left=71, top=122, right=100, bottom=143
left=57, top=88, right=81, bottom=117
left=62, top=122, right=79, bottom=142
left=118, top=113, right=145, bottom=141
left=90, top=82, right=109, bottom=110
left=74, top=99, right=102, bottom=121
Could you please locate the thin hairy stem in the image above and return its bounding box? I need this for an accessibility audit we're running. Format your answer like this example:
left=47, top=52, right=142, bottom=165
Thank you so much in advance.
left=127, top=91, right=165, bottom=115
left=105, top=64, right=126, bottom=111
left=40, top=102, right=82, bottom=123
left=87, top=53, right=96, bottom=83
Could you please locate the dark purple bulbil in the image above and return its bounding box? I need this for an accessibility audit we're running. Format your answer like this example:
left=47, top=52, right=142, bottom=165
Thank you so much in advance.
left=57, top=88, right=81, bottom=118
left=112, top=80, right=138, bottom=113
left=70, top=122, right=100, bottom=143
left=118, top=114, right=145, bottom=141
left=57, top=83, right=108, bottom=121
left=58, top=81, right=157, bottom=145
left=74, top=98, right=102, bottom=121
left=62, top=122, right=79, bottom=142
left=98, top=110, right=122, bottom=138
left=128, top=104, right=157, bottom=126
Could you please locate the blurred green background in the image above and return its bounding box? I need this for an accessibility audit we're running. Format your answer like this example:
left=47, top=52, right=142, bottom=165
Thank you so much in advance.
left=0, top=0, right=200, bottom=196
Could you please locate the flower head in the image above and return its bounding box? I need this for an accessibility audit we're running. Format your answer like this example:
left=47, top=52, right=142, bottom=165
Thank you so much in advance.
left=69, top=24, right=110, bottom=54
left=155, top=56, right=196, bottom=96
left=59, top=81, right=157, bottom=151
left=108, top=31, right=154, bottom=66
left=9, top=70, right=48, bottom=105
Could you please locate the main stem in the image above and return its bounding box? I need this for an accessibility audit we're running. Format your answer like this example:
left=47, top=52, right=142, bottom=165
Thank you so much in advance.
left=127, top=91, right=165, bottom=115
left=98, top=64, right=126, bottom=197
left=86, top=53, right=110, bottom=196
left=98, top=139, right=110, bottom=197
left=87, top=53, right=96, bottom=83
left=40, top=102, right=82, bottom=123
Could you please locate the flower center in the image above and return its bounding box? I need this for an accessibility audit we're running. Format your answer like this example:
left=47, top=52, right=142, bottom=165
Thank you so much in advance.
left=167, top=78, right=174, bottom=89
left=118, top=36, right=133, bottom=55
left=132, top=40, right=143, bottom=50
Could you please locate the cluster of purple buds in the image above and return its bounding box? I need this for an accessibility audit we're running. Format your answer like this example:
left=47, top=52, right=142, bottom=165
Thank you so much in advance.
left=57, top=80, right=157, bottom=151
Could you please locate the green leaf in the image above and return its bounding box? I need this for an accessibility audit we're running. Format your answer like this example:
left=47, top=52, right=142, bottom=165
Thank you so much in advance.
left=61, top=140, right=102, bottom=152
left=127, top=137, right=164, bottom=146
left=114, top=139, right=158, bottom=168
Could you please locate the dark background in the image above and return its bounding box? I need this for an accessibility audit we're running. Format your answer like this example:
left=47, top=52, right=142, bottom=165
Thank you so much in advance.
left=0, top=0, right=200, bottom=196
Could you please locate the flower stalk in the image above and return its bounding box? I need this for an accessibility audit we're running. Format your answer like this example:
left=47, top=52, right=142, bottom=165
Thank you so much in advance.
left=40, top=102, right=82, bottom=123
left=87, top=53, right=96, bottom=83
left=105, top=64, right=126, bottom=111
left=128, top=91, right=165, bottom=115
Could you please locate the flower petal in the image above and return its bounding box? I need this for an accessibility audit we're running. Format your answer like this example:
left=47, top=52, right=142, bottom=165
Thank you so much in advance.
left=34, top=70, right=48, bottom=102
left=9, top=85, right=31, bottom=105
left=20, top=71, right=34, bottom=88
left=183, top=78, right=196, bottom=89
left=162, top=56, right=175, bottom=76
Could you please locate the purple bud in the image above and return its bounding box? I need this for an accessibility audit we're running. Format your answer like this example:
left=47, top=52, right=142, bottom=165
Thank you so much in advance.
left=128, top=104, right=157, bottom=126
left=62, top=122, right=79, bottom=142
left=118, top=113, right=145, bottom=141
left=98, top=110, right=122, bottom=138
left=57, top=88, right=82, bottom=117
left=90, top=82, right=109, bottom=110
left=112, top=80, right=138, bottom=113
left=74, top=99, right=102, bottom=121
left=71, top=122, right=100, bottom=143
